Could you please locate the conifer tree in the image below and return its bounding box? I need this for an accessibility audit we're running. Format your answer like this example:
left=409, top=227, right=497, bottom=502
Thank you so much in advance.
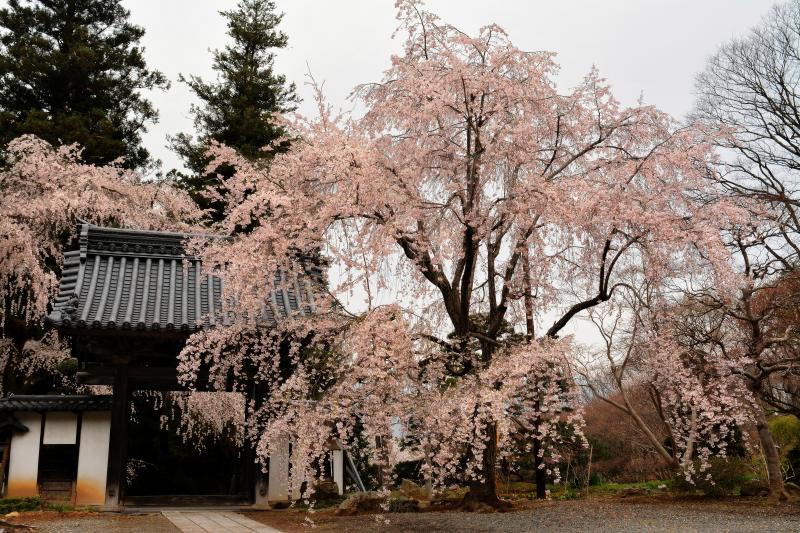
left=171, top=0, right=297, bottom=223
left=0, top=0, right=168, bottom=168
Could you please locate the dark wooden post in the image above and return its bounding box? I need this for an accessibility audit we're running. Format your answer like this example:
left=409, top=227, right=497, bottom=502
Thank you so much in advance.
left=250, top=380, right=268, bottom=508
left=105, top=365, right=130, bottom=509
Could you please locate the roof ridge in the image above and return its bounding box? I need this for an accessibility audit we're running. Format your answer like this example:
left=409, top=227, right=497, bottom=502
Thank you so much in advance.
left=45, top=222, right=320, bottom=335
left=81, top=221, right=224, bottom=241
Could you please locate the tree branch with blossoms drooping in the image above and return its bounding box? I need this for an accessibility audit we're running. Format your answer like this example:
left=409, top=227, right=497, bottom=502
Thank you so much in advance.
left=0, top=135, right=201, bottom=388
left=179, top=0, right=743, bottom=505
left=577, top=286, right=755, bottom=483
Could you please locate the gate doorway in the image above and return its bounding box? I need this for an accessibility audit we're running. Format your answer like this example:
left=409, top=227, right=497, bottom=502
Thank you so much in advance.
left=122, top=392, right=253, bottom=507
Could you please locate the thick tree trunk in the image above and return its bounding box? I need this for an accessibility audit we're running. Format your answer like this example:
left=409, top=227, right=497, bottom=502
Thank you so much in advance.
left=532, top=433, right=547, bottom=499
left=464, top=422, right=506, bottom=508
left=753, top=401, right=786, bottom=501
left=522, top=252, right=534, bottom=342
left=522, top=251, right=547, bottom=498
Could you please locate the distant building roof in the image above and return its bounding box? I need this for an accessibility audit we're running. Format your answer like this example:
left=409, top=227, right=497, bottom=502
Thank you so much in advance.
left=46, top=223, right=318, bottom=334
left=0, top=395, right=113, bottom=413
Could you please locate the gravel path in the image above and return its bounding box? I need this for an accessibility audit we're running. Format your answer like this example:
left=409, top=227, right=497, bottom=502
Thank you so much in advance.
left=248, top=500, right=800, bottom=533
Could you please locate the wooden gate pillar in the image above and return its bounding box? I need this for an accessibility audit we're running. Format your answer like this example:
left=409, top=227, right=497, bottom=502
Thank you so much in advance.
left=104, top=366, right=129, bottom=509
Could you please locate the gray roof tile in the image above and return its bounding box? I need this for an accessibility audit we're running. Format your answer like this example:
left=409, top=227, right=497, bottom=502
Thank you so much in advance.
left=46, top=223, right=318, bottom=334
left=0, top=395, right=113, bottom=412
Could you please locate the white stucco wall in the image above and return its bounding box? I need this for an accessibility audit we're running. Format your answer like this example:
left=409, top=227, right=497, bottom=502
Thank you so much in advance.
left=42, top=412, right=78, bottom=444
left=7, top=412, right=42, bottom=497
left=332, top=450, right=344, bottom=495
left=75, top=411, right=111, bottom=506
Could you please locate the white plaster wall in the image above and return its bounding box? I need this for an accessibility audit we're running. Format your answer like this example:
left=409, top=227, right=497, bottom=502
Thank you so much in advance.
left=75, top=412, right=111, bottom=506
left=7, top=412, right=42, bottom=497
left=267, top=436, right=290, bottom=502
left=332, top=450, right=344, bottom=495
left=42, top=412, right=78, bottom=444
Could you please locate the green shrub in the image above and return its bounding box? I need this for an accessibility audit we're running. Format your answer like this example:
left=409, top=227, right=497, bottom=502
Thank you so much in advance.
left=770, top=415, right=800, bottom=482
left=672, top=457, right=751, bottom=496
left=588, top=472, right=604, bottom=486
left=0, top=496, right=43, bottom=514
left=56, top=357, right=79, bottom=376
left=392, top=459, right=423, bottom=485
left=769, top=415, right=800, bottom=449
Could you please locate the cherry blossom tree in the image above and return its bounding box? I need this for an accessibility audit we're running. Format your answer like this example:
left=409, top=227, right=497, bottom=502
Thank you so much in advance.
left=179, top=0, right=738, bottom=505
left=134, top=390, right=245, bottom=449
left=576, top=287, right=753, bottom=483
left=663, top=282, right=800, bottom=499
left=576, top=292, right=681, bottom=469
left=0, top=135, right=200, bottom=389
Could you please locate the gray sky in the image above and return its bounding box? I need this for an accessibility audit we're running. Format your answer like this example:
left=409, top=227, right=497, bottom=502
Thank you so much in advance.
left=0, top=0, right=781, bottom=336
left=126, top=0, right=779, bottom=173
left=127, top=0, right=780, bottom=337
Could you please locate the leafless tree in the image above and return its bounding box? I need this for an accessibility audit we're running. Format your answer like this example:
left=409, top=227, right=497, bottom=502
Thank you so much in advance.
left=575, top=290, right=687, bottom=471
left=692, top=0, right=800, bottom=499
left=696, top=1, right=800, bottom=270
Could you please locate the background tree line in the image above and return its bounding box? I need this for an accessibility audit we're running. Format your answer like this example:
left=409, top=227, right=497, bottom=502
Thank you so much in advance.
left=0, top=0, right=292, bottom=384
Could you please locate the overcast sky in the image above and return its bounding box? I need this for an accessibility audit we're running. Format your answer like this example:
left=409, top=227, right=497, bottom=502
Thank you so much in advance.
left=126, top=0, right=782, bottom=335
left=125, top=0, right=779, bottom=173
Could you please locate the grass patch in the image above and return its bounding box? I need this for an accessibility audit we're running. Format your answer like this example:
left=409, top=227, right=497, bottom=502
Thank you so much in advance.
left=500, top=480, right=673, bottom=501
left=588, top=480, right=672, bottom=494
left=0, top=496, right=97, bottom=514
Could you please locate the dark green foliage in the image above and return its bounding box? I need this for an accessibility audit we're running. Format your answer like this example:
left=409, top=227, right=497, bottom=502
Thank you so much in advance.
left=0, top=0, right=168, bottom=168
left=303, top=346, right=341, bottom=400
left=588, top=472, right=604, bottom=486
left=393, top=459, right=424, bottom=484
left=55, top=357, right=78, bottom=378
left=770, top=414, right=800, bottom=482
left=672, top=457, right=751, bottom=497
left=342, top=415, right=380, bottom=491
left=171, top=0, right=297, bottom=222
left=586, top=436, right=615, bottom=463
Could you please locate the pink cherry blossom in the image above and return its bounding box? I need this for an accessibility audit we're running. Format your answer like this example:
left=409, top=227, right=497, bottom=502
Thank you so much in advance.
left=179, top=1, right=740, bottom=503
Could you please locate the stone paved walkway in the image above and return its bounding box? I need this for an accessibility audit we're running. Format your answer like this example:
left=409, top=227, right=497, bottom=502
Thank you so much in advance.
left=162, top=511, right=283, bottom=533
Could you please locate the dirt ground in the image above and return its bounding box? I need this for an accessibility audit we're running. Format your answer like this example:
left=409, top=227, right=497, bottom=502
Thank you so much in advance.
left=4, top=498, right=800, bottom=532
left=6, top=511, right=179, bottom=533
left=245, top=498, right=800, bottom=533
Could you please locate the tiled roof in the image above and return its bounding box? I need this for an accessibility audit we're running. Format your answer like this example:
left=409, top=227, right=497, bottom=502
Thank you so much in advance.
left=0, top=413, right=29, bottom=432
left=0, top=395, right=113, bottom=412
left=46, top=223, right=318, bottom=334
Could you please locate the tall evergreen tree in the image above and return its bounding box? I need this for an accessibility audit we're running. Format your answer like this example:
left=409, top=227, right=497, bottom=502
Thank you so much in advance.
left=0, top=0, right=168, bottom=168
left=171, top=0, right=298, bottom=223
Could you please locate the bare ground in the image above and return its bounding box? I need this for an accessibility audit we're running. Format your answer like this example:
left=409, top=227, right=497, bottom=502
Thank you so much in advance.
left=245, top=498, right=800, bottom=533
left=4, top=498, right=799, bottom=532
left=6, top=511, right=179, bottom=533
